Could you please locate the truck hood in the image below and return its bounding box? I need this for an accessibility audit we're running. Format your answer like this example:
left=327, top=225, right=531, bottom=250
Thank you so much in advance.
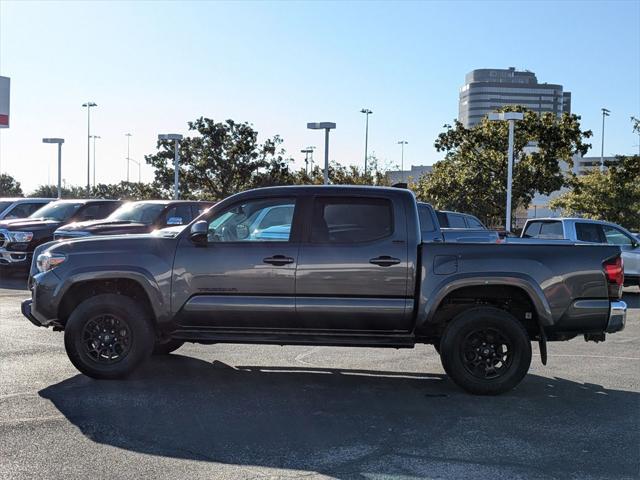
left=0, top=218, right=63, bottom=232
left=56, top=220, right=151, bottom=236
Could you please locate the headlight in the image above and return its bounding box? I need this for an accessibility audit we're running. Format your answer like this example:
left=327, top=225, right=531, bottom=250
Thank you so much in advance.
left=36, top=252, right=66, bottom=273
left=8, top=231, right=34, bottom=243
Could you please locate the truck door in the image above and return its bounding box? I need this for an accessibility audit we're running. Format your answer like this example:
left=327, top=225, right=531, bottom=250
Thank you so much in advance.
left=171, top=196, right=300, bottom=329
left=295, top=194, right=412, bottom=332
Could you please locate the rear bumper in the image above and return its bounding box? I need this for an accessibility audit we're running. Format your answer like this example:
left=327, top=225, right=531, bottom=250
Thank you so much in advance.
left=606, top=301, right=627, bottom=333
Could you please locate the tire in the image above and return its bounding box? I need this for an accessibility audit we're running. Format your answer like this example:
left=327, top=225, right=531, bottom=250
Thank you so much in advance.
left=64, top=294, right=155, bottom=380
left=439, top=307, right=532, bottom=395
left=152, top=338, right=184, bottom=355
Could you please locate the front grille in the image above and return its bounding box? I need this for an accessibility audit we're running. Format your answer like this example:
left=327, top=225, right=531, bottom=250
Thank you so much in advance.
left=0, top=230, right=7, bottom=248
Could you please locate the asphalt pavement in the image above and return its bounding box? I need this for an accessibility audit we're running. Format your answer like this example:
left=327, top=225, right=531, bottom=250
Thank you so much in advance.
left=1, top=272, right=638, bottom=479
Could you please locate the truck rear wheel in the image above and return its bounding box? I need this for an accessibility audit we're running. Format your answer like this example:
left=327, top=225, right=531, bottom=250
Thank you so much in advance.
left=64, top=294, right=154, bottom=379
left=440, top=307, right=531, bottom=395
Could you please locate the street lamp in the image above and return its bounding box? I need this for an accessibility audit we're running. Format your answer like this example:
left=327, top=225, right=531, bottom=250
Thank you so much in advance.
left=125, top=133, right=133, bottom=182
left=42, top=138, right=64, bottom=199
left=158, top=134, right=184, bottom=199
left=397, top=140, right=408, bottom=182
left=300, top=148, right=314, bottom=174
left=307, top=122, right=336, bottom=185
left=600, top=108, right=610, bottom=172
left=360, top=108, right=372, bottom=175
left=488, top=111, right=524, bottom=232
left=89, top=135, right=100, bottom=188
left=129, top=158, right=141, bottom=183
left=82, top=101, right=97, bottom=195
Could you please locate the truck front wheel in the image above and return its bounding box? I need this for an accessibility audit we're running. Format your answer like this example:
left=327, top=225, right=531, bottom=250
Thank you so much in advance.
left=440, top=307, right=532, bottom=395
left=64, top=294, right=154, bottom=379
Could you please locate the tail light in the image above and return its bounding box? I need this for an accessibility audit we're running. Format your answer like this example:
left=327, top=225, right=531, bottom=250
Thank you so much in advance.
left=603, top=256, right=624, bottom=299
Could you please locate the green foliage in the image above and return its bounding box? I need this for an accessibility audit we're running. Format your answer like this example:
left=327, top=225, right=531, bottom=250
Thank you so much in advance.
left=413, top=106, right=592, bottom=227
left=29, top=184, right=85, bottom=199
left=0, top=174, right=23, bottom=197
left=550, top=155, right=640, bottom=230
left=90, top=181, right=167, bottom=200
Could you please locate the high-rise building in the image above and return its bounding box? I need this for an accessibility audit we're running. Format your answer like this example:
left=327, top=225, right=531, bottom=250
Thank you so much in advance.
left=458, top=68, right=570, bottom=127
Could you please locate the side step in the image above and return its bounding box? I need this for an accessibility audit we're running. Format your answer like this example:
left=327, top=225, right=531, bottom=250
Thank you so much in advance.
left=171, top=328, right=416, bottom=348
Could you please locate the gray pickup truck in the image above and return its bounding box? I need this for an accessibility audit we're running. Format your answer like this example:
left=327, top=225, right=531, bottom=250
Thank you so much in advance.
left=22, top=186, right=627, bottom=395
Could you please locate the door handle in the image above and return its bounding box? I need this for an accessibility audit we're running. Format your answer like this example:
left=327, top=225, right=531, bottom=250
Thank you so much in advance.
left=263, top=255, right=295, bottom=266
left=369, top=255, right=401, bottom=267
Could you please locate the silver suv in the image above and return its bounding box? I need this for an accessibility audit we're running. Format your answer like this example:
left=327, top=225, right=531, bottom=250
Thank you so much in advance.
left=0, top=198, right=53, bottom=220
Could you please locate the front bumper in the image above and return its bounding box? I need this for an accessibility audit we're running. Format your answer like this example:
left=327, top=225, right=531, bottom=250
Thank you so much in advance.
left=21, top=271, right=63, bottom=329
left=606, top=301, right=627, bottom=333
left=0, top=247, right=30, bottom=266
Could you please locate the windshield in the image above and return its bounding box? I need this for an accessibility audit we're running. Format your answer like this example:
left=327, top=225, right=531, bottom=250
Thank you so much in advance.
left=28, top=202, right=83, bottom=222
left=107, top=203, right=166, bottom=224
left=0, top=202, right=13, bottom=212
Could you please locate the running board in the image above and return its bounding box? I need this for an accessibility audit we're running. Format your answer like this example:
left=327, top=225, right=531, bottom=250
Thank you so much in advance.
left=171, top=328, right=416, bottom=348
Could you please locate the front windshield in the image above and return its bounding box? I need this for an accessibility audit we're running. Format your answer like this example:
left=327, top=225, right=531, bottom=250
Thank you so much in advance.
left=107, top=203, right=166, bottom=225
left=29, top=202, right=82, bottom=222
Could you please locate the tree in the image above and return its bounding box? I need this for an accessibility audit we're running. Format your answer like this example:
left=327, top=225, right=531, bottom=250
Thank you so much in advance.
left=0, top=174, right=23, bottom=196
left=146, top=118, right=289, bottom=200
left=549, top=155, right=640, bottom=230
left=413, top=107, right=592, bottom=227
left=90, top=181, right=167, bottom=200
left=29, top=184, right=86, bottom=198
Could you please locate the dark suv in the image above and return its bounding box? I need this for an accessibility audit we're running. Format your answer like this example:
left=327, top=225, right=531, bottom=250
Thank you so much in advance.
left=0, top=199, right=121, bottom=269
left=54, top=200, right=213, bottom=240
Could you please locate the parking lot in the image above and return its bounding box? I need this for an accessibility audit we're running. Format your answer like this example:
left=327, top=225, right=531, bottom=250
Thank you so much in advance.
left=0, top=274, right=638, bottom=480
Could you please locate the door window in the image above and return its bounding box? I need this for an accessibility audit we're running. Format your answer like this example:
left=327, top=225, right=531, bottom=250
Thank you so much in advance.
left=310, top=197, right=392, bottom=243
left=466, top=216, right=485, bottom=229
left=207, top=197, right=296, bottom=242
left=5, top=203, right=40, bottom=219
left=538, top=221, right=563, bottom=239
left=603, top=225, right=634, bottom=246
left=576, top=222, right=606, bottom=243
left=448, top=214, right=467, bottom=228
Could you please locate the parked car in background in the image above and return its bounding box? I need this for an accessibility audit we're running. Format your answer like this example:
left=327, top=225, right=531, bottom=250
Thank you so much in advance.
left=0, top=198, right=53, bottom=220
left=522, top=218, right=640, bottom=288
left=23, top=186, right=626, bottom=395
left=54, top=200, right=213, bottom=240
left=418, top=203, right=499, bottom=243
left=0, top=199, right=121, bottom=269
left=435, top=210, right=487, bottom=229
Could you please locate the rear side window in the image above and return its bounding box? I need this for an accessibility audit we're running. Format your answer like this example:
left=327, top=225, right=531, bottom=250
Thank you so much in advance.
left=417, top=204, right=436, bottom=233
left=311, top=197, right=393, bottom=243
left=448, top=214, right=466, bottom=228
left=436, top=211, right=449, bottom=227
left=524, top=221, right=563, bottom=239
left=466, top=216, right=485, bottom=229
left=576, top=223, right=606, bottom=243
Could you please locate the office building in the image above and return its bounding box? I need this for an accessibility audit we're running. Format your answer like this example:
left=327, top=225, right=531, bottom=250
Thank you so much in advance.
left=459, top=68, right=571, bottom=127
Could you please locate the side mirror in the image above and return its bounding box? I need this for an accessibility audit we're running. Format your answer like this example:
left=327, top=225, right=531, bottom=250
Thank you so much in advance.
left=189, top=220, right=208, bottom=246
left=167, top=216, right=183, bottom=225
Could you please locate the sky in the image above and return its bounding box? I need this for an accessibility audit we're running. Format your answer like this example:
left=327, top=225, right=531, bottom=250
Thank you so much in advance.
left=0, top=0, right=639, bottom=193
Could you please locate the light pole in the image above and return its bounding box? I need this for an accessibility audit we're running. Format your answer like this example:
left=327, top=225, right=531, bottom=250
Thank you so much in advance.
left=82, top=101, right=97, bottom=195
left=488, top=111, right=524, bottom=232
left=300, top=148, right=313, bottom=174
left=360, top=108, right=372, bottom=175
left=42, top=138, right=64, bottom=199
left=307, top=123, right=336, bottom=185
left=600, top=108, right=610, bottom=172
left=129, top=158, right=141, bottom=183
left=125, top=133, right=133, bottom=182
left=397, top=140, right=408, bottom=182
left=90, top=135, right=100, bottom=188
left=158, top=134, right=183, bottom=199
left=631, top=116, right=640, bottom=156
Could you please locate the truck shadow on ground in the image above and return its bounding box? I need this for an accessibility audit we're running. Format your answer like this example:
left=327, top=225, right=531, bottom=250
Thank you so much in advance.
left=0, top=270, right=28, bottom=291
left=39, top=356, right=639, bottom=479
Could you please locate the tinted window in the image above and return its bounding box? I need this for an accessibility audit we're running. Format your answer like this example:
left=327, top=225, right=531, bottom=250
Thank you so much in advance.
left=5, top=203, right=42, bottom=219
left=0, top=201, right=12, bottom=213
left=207, top=197, right=295, bottom=242
left=311, top=197, right=392, bottom=243
left=448, top=214, right=466, bottom=228
left=603, top=225, right=633, bottom=246
left=76, top=203, right=118, bottom=221
left=539, top=221, right=564, bottom=238
left=30, top=202, right=83, bottom=221
left=466, top=216, right=485, bottom=229
left=576, top=223, right=606, bottom=243
left=418, top=204, right=436, bottom=233
left=164, top=204, right=193, bottom=225
left=523, top=221, right=542, bottom=238
left=436, top=211, right=449, bottom=227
